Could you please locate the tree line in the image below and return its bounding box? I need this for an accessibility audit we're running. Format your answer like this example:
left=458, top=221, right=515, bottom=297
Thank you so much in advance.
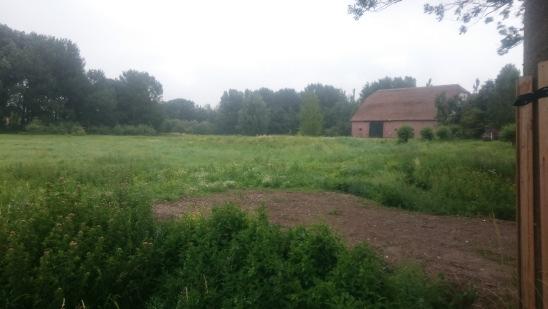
left=0, top=23, right=519, bottom=138
left=0, top=24, right=361, bottom=136
left=435, top=64, right=520, bottom=139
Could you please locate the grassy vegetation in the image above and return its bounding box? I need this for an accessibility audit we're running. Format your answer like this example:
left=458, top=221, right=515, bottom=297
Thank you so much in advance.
left=0, top=134, right=513, bottom=307
left=0, top=134, right=515, bottom=219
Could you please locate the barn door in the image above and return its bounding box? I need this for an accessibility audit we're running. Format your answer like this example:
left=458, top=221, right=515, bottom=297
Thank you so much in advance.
left=369, top=121, right=383, bottom=138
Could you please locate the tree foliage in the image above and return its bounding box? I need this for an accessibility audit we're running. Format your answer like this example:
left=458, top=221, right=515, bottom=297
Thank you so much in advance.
left=349, top=0, right=523, bottom=54
left=216, top=89, right=245, bottom=134
left=435, top=64, right=519, bottom=138
left=358, top=76, right=416, bottom=102
left=237, top=92, right=270, bottom=135
left=0, top=24, right=87, bottom=127
left=299, top=92, right=324, bottom=136
left=304, top=83, right=357, bottom=135
left=397, top=125, right=414, bottom=143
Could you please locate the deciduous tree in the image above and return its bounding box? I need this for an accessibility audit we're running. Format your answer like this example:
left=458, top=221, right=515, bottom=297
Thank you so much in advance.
left=299, top=92, right=323, bottom=136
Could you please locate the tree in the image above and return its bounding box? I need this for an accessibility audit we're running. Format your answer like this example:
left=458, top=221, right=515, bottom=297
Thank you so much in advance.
left=161, top=98, right=198, bottom=121
left=460, top=106, right=485, bottom=138
left=0, top=24, right=88, bottom=127
left=81, top=70, right=118, bottom=126
left=115, top=70, right=163, bottom=127
left=303, top=83, right=349, bottom=134
left=349, top=0, right=548, bottom=79
left=237, top=92, right=270, bottom=135
left=216, top=89, right=244, bottom=134
left=435, top=93, right=466, bottom=125
left=358, top=76, right=416, bottom=103
left=486, top=64, right=520, bottom=128
left=262, top=88, right=301, bottom=135
left=299, top=92, right=323, bottom=136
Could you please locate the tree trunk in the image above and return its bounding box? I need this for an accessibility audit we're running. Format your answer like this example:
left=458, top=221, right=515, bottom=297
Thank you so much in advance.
left=523, top=0, right=548, bottom=78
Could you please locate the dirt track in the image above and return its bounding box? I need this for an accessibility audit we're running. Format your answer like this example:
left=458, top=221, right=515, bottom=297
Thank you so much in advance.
left=154, top=191, right=517, bottom=308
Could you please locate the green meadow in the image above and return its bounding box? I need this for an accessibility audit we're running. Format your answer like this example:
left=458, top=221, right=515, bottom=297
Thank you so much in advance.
left=0, top=134, right=514, bottom=308
left=1, top=134, right=515, bottom=219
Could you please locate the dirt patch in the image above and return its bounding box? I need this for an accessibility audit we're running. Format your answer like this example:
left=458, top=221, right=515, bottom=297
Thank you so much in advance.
left=155, top=190, right=517, bottom=308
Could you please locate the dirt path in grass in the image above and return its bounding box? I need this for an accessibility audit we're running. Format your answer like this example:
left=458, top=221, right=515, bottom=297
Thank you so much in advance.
left=154, top=191, right=517, bottom=308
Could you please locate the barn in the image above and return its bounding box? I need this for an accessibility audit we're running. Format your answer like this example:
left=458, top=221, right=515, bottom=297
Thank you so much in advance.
left=351, top=84, right=469, bottom=138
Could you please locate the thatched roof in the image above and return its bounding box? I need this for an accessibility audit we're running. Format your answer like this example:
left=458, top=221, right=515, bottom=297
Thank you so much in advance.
left=351, top=84, right=468, bottom=122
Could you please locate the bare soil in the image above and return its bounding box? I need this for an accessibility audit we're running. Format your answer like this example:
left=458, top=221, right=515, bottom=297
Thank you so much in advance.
left=154, top=190, right=517, bottom=308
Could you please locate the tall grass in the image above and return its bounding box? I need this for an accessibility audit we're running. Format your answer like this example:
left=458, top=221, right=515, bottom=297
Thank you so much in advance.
left=0, top=134, right=509, bottom=307
left=0, top=134, right=515, bottom=219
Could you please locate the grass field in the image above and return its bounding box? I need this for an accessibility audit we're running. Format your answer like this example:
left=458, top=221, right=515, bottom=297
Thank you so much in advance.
left=0, top=134, right=515, bottom=219
left=0, top=134, right=514, bottom=308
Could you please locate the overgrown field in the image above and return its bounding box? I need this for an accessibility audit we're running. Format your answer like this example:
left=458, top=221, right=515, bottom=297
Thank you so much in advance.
left=0, top=134, right=515, bottom=219
left=0, top=134, right=513, bottom=308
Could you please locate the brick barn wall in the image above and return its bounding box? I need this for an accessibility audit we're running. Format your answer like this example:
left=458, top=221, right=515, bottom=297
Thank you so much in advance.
left=352, top=121, right=437, bottom=138
left=352, top=121, right=370, bottom=137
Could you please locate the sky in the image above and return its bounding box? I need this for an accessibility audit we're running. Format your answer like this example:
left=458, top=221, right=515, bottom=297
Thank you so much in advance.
left=0, top=0, right=523, bottom=106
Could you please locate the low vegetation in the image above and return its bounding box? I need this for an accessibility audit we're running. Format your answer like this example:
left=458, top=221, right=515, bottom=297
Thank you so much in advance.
left=396, top=126, right=415, bottom=143
left=0, top=179, right=474, bottom=308
left=0, top=134, right=515, bottom=220
left=420, top=127, right=434, bottom=141
left=0, top=134, right=513, bottom=307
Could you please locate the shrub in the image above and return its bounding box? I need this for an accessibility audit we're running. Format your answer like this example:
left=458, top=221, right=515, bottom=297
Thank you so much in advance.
left=436, top=126, right=451, bottom=140
left=160, top=119, right=215, bottom=135
left=111, top=124, right=157, bottom=135
left=499, top=123, right=516, bottom=143
left=25, top=119, right=86, bottom=135
left=86, top=125, right=112, bottom=135
left=148, top=206, right=472, bottom=308
left=24, top=119, right=48, bottom=133
left=420, top=127, right=434, bottom=141
left=0, top=179, right=157, bottom=308
left=192, top=121, right=215, bottom=135
left=0, top=179, right=473, bottom=308
left=396, top=126, right=414, bottom=143
left=448, top=125, right=463, bottom=139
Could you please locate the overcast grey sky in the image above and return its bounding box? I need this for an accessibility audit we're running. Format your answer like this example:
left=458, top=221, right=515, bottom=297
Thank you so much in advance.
left=1, top=0, right=523, bottom=106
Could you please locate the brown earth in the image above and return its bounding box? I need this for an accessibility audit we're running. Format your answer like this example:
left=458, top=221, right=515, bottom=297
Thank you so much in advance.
left=154, top=190, right=517, bottom=308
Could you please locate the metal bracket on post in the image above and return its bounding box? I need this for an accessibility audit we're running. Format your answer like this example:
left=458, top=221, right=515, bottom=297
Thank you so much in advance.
left=514, top=86, right=548, bottom=106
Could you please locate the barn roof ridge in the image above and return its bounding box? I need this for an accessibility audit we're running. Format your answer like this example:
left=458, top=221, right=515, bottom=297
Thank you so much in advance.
left=373, top=84, right=467, bottom=93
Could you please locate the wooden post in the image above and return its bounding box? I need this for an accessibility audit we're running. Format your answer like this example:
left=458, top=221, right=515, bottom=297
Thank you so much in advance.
left=518, top=61, right=548, bottom=309
left=517, top=75, right=536, bottom=309
left=538, top=61, right=548, bottom=309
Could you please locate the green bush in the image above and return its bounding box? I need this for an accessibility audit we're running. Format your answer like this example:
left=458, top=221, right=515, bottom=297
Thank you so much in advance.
left=112, top=124, right=157, bottom=135
left=0, top=181, right=473, bottom=308
left=396, top=126, right=414, bottom=143
left=436, top=126, right=450, bottom=140
left=87, top=125, right=113, bottom=135
left=448, top=125, right=463, bottom=139
left=148, top=206, right=472, bottom=309
left=420, top=127, right=434, bottom=141
left=25, top=119, right=86, bottom=135
left=499, top=123, right=516, bottom=143
left=0, top=179, right=158, bottom=308
left=160, top=119, right=215, bottom=135
left=87, top=124, right=157, bottom=135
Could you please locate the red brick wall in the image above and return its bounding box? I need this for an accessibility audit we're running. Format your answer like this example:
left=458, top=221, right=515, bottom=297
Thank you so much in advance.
left=352, top=121, right=437, bottom=138
left=351, top=121, right=370, bottom=137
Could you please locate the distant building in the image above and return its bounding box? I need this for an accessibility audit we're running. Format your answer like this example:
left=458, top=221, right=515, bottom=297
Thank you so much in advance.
left=351, top=84, right=468, bottom=138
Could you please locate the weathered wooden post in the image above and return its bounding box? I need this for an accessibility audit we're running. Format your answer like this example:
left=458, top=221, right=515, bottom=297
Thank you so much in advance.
left=517, top=60, right=548, bottom=308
